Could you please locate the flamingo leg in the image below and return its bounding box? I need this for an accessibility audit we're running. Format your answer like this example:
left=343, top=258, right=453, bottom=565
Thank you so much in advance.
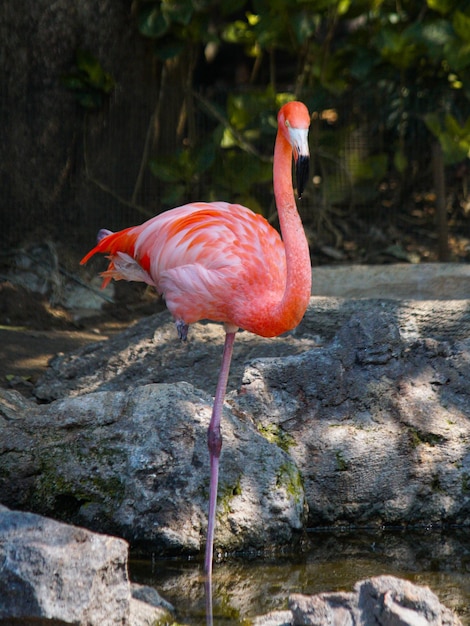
left=204, top=327, right=237, bottom=580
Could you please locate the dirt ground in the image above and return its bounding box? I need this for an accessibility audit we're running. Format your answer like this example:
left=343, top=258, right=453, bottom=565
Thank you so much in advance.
left=0, top=280, right=160, bottom=398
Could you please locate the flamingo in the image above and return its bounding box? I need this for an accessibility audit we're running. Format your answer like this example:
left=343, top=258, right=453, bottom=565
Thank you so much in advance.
left=80, top=101, right=311, bottom=583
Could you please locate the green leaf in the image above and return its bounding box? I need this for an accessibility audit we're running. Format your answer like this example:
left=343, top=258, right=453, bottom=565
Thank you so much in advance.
left=419, top=18, right=454, bottom=46
left=394, top=149, right=408, bottom=174
left=255, top=13, right=286, bottom=49
left=444, top=113, right=464, bottom=137
left=138, top=4, right=170, bottom=38
left=402, top=19, right=453, bottom=63
left=222, top=19, right=257, bottom=47
left=337, top=0, right=352, bottom=16
left=290, top=11, right=316, bottom=45
left=374, top=27, right=420, bottom=69
left=424, top=112, right=470, bottom=164
left=164, top=0, right=194, bottom=26
left=444, top=38, right=470, bottom=70
left=424, top=112, right=441, bottom=138
left=453, top=10, right=470, bottom=41
left=76, top=49, right=114, bottom=93
left=426, top=0, right=457, bottom=15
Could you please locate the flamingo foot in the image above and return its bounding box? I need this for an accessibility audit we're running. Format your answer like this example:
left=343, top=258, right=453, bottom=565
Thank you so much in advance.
left=175, top=319, right=189, bottom=341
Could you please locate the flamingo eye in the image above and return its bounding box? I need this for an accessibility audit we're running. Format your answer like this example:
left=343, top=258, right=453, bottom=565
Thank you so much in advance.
left=285, top=119, right=290, bottom=127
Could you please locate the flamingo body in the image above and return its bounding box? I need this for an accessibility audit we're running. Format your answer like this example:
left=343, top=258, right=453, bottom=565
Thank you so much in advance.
left=82, top=201, right=300, bottom=337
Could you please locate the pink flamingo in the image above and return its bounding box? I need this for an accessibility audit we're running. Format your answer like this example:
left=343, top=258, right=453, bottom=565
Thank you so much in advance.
left=81, top=101, right=311, bottom=582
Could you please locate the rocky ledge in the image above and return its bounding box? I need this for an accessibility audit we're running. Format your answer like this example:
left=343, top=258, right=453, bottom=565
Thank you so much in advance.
left=1, top=298, right=470, bottom=552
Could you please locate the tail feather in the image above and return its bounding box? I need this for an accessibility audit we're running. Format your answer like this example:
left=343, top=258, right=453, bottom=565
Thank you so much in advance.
left=80, top=227, right=138, bottom=265
left=81, top=227, right=143, bottom=289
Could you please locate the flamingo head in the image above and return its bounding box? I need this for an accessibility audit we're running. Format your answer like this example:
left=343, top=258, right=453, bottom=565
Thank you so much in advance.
left=278, top=101, right=310, bottom=198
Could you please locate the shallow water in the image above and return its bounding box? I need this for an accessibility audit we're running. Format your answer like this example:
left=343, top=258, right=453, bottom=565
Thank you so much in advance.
left=130, top=528, right=470, bottom=625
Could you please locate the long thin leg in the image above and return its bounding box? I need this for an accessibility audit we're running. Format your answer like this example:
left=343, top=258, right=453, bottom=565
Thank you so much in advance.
left=204, top=328, right=237, bottom=578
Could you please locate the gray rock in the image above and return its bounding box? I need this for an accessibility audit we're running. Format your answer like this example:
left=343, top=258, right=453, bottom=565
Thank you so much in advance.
left=0, top=383, right=306, bottom=554
left=129, top=593, right=171, bottom=626
left=252, top=610, right=294, bottom=626
left=311, top=263, right=470, bottom=300
left=286, top=575, right=461, bottom=625
left=33, top=309, right=318, bottom=402
left=33, top=297, right=470, bottom=402
left=233, top=306, right=470, bottom=528
left=3, top=297, right=470, bottom=548
left=0, top=505, right=130, bottom=625
left=130, top=583, right=174, bottom=612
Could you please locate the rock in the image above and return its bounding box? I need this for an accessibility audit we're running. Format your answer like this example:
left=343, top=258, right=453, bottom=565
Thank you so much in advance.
left=311, top=263, right=470, bottom=300
left=33, top=297, right=470, bottom=402
left=62, top=275, right=115, bottom=313
left=297, top=297, right=470, bottom=344
left=129, top=583, right=173, bottom=626
left=289, top=591, right=357, bottom=625
left=285, top=575, right=462, bottom=625
left=4, top=242, right=62, bottom=299
left=3, top=297, right=470, bottom=548
left=252, top=610, right=293, bottom=626
left=130, top=583, right=174, bottom=612
left=233, top=306, right=470, bottom=528
left=0, top=384, right=306, bottom=554
left=129, top=598, right=168, bottom=626
left=33, top=308, right=318, bottom=402
left=0, top=505, right=130, bottom=625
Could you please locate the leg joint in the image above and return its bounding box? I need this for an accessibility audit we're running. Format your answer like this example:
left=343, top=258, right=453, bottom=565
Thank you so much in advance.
left=207, top=429, right=222, bottom=458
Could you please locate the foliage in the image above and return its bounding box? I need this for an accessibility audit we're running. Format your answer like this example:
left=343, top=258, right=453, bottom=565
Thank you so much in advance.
left=425, top=113, right=470, bottom=165
left=62, top=50, right=114, bottom=109
left=133, top=0, right=470, bottom=233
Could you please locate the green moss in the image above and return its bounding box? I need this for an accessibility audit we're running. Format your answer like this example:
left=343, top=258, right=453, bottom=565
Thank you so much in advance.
left=218, top=593, right=242, bottom=622
left=276, top=461, right=304, bottom=505
left=335, top=450, right=349, bottom=471
left=218, top=476, right=242, bottom=516
left=32, top=440, right=126, bottom=516
left=257, top=423, right=295, bottom=452
left=408, top=427, right=445, bottom=449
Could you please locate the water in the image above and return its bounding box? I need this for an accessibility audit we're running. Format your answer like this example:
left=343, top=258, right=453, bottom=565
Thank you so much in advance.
left=130, top=528, right=470, bottom=624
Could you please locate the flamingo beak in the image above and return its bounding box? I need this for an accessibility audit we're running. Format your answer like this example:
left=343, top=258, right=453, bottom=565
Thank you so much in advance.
left=289, top=128, right=310, bottom=199
left=296, top=155, right=309, bottom=199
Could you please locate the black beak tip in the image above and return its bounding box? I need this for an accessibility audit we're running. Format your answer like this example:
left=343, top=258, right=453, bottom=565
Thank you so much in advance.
left=296, top=155, right=310, bottom=199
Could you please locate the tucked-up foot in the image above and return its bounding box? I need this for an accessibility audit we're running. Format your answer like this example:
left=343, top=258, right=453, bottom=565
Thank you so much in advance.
left=175, top=319, right=189, bottom=341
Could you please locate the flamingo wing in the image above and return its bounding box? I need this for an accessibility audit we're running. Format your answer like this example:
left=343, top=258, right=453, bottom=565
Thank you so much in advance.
left=81, top=202, right=286, bottom=331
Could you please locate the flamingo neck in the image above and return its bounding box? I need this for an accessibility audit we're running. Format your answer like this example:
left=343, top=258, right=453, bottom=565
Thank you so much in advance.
left=271, top=129, right=312, bottom=331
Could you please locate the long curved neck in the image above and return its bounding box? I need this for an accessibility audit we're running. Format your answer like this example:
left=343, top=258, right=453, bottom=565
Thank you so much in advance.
left=272, top=129, right=312, bottom=331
